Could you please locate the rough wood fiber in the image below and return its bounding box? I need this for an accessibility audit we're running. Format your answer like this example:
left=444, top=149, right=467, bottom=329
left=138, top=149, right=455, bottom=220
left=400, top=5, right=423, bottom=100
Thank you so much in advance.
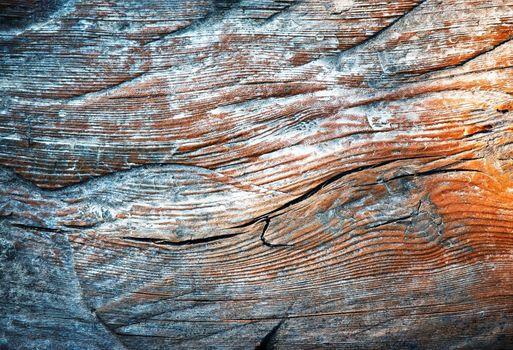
left=1, top=0, right=513, bottom=349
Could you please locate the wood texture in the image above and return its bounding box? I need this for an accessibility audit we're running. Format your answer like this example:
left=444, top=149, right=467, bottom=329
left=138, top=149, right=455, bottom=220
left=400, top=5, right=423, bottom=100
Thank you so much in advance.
left=1, top=0, right=513, bottom=349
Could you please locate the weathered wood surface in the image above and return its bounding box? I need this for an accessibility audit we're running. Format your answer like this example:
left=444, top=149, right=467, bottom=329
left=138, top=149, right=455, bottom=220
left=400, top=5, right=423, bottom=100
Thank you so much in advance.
left=1, top=0, right=513, bottom=349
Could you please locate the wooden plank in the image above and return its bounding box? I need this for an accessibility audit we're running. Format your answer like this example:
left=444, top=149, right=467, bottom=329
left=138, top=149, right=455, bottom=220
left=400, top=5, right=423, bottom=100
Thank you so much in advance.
left=1, top=0, right=513, bottom=348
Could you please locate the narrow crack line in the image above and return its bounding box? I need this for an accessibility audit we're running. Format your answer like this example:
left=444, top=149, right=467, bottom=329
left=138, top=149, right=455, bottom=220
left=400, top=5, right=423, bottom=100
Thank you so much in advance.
left=232, top=155, right=436, bottom=230
left=234, top=157, right=475, bottom=244
left=7, top=214, right=100, bottom=234
left=414, top=199, right=423, bottom=216
left=64, top=70, right=149, bottom=104
left=355, top=167, right=485, bottom=188
left=140, top=10, right=220, bottom=49
left=121, top=232, right=241, bottom=246
left=334, top=0, right=427, bottom=62
left=62, top=222, right=101, bottom=230
left=55, top=0, right=427, bottom=106
left=420, top=64, right=513, bottom=85
left=421, top=36, right=513, bottom=81
left=366, top=213, right=414, bottom=229
left=65, top=234, right=129, bottom=350
left=92, top=310, right=129, bottom=350
left=314, top=0, right=428, bottom=69
left=385, top=167, right=484, bottom=183
left=143, top=7, right=222, bottom=48
left=59, top=4, right=236, bottom=103
left=348, top=317, right=397, bottom=339
left=259, top=0, right=298, bottom=24
left=10, top=222, right=66, bottom=233
left=461, top=127, right=494, bottom=139
left=260, top=217, right=293, bottom=248
left=255, top=319, right=285, bottom=350
left=390, top=36, right=513, bottom=79
left=368, top=199, right=422, bottom=230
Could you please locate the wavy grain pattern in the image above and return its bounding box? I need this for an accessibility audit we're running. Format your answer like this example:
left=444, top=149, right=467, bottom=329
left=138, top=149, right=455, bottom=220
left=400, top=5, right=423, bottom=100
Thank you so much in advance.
left=1, top=0, right=513, bottom=349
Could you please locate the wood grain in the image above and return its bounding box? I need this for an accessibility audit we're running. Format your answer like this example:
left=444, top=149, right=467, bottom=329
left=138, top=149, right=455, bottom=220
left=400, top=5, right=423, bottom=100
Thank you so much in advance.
left=1, top=0, right=513, bottom=349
